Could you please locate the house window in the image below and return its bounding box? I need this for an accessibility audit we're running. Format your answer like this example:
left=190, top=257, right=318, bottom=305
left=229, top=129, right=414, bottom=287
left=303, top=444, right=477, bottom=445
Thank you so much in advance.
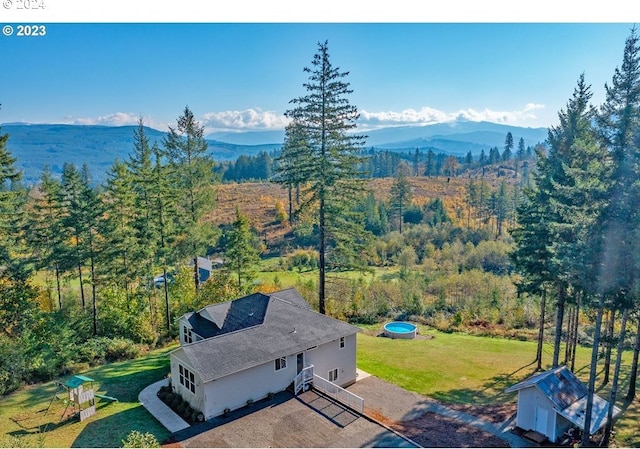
left=179, top=364, right=196, bottom=394
left=275, top=356, right=287, bottom=371
left=183, top=326, right=193, bottom=344
left=328, top=368, right=339, bottom=383
left=339, top=337, right=345, bottom=349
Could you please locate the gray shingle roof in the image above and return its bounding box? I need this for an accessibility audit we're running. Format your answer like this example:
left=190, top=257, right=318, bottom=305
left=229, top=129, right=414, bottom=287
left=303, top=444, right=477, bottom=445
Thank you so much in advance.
left=505, top=365, right=621, bottom=433
left=187, top=293, right=270, bottom=339
left=173, top=289, right=360, bottom=383
left=505, top=366, right=587, bottom=410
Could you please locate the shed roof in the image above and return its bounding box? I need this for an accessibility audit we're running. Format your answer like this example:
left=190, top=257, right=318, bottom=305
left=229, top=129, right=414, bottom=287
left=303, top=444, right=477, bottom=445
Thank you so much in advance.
left=172, top=288, right=360, bottom=383
left=505, top=366, right=622, bottom=434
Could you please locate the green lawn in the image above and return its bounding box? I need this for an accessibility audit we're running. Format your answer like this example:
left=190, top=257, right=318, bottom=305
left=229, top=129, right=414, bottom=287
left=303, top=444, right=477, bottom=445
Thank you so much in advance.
left=356, top=324, right=640, bottom=447
left=2, top=327, right=639, bottom=447
left=0, top=345, right=176, bottom=448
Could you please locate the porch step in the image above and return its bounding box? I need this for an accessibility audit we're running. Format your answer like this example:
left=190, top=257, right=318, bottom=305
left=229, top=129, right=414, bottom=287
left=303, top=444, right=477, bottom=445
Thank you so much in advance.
left=523, top=430, right=548, bottom=444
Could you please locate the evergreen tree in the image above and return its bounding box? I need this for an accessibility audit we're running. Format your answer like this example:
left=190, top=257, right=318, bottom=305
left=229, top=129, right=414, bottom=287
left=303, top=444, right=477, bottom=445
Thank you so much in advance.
left=502, top=132, right=514, bottom=162
left=28, top=166, right=65, bottom=308
left=164, top=106, right=218, bottom=290
left=101, top=160, right=138, bottom=293
left=224, top=207, right=261, bottom=291
left=282, top=40, right=369, bottom=314
left=424, top=149, right=435, bottom=177
left=390, top=171, right=411, bottom=234
left=273, top=121, right=312, bottom=225
left=585, top=27, right=640, bottom=445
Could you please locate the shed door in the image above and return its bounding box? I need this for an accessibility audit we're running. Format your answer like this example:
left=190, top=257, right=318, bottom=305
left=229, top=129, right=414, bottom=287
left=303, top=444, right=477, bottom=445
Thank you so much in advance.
left=534, top=406, right=549, bottom=435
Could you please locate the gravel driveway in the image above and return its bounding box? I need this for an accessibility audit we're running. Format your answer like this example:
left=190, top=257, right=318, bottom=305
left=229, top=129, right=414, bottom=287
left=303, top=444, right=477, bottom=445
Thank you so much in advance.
left=171, top=388, right=416, bottom=448
left=166, top=373, right=528, bottom=448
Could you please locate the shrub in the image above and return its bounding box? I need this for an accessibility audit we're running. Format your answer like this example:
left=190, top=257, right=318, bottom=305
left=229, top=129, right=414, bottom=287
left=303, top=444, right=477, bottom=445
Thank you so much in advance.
left=121, top=430, right=160, bottom=448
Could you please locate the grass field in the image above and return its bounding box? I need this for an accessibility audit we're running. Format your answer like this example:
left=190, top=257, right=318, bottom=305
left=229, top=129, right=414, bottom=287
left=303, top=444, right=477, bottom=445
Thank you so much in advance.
left=0, top=345, right=176, bottom=448
left=1, top=327, right=639, bottom=447
left=357, top=323, right=640, bottom=447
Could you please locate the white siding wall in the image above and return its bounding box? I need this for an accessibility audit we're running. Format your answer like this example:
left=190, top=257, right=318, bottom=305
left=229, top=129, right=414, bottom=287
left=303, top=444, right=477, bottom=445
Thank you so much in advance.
left=182, top=331, right=359, bottom=419
left=306, top=333, right=357, bottom=387
left=201, top=353, right=296, bottom=419
left=516, top=387, right=558, bottom=441
left=170, top=349, right=206, bottom=415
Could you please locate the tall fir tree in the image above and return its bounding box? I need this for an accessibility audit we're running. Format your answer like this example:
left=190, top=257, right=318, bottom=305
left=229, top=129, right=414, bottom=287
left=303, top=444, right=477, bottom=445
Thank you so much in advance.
left=224, top=207, right=261, bottom=292
left=281, top=40, right=369, bottom=314
left=164, top=106, right=218, bottom=290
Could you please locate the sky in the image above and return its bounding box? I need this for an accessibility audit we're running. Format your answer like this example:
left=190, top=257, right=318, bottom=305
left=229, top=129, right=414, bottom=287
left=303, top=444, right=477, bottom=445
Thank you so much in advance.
left=1, top=2, right=638, bottom=134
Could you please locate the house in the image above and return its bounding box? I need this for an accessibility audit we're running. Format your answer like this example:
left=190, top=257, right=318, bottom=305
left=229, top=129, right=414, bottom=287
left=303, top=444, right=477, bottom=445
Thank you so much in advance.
left=169, top=288, right=360, bottom=420
left=505, top=365, right=622, bottom=443
left=188, top=256, right=214, bottom=283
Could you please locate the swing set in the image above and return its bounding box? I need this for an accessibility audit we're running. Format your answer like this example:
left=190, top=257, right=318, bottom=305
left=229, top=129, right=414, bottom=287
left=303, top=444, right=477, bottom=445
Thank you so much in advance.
left=45, top=375, right=118, bottom=422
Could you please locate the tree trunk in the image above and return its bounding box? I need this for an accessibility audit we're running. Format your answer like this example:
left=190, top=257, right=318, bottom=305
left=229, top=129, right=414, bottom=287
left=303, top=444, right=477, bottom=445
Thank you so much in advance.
left=536, top=289, right=546, bottom=371
left=581, top=293, right=605, bottom=447
left=318, top=195, right=326, bottom=315
left=163, top=264, right=171, bottom=333
left=77, top=262, right=85, bottom=309
left=603, top=309, right=615, bottom=386
left=552, top=285, right=566, bottom=368
left=603, top=308, right=628, bottom=446
left=570, top=300, right=580, bottom=372
left=626, top=316, right=640, bottom=401
left=55, top=263, right=62, bottom=309
left=565, top=304, right=574, bottom=366
left=193, top=256, right=200, bottom=291
left=288, top=183, right=293, bottom=226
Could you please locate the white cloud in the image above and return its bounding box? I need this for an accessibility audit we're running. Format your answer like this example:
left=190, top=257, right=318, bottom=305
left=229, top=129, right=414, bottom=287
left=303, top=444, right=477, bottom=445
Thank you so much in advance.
left=55, top=103, right=546, bottom=133
left=62, top=112, right=169, bottom=130
left=358, top=104, right=546, bottom=129
left=201, top=108, right=290, bottom=133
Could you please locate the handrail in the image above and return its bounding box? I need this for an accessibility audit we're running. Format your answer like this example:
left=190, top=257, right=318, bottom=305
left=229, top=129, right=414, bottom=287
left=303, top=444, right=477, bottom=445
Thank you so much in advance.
left=294, top=364, right=314, bottom=394
left=312, top=374, right=364, bottom=414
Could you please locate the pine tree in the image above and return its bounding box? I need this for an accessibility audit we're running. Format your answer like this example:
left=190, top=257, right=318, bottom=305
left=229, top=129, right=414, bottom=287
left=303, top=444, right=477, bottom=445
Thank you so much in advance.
left=282, top=41, right=369, bottom=315
left=585, top=27, right=640, bottom=445
left=502, top=132, right=513, bottom=162
left=224, top=208, right=261, bottom=292
left=390, top=171, right=411, bottom=234
left=164, top=106, right=218, bottom=290
left=273, top=121, right=312, bottom=225
left=28, top=166, right=65, bottom=308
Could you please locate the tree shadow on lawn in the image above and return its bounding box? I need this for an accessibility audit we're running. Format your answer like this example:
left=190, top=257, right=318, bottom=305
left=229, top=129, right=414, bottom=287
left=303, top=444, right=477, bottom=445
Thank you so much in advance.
left=428, top=359, right=539, bottom=406
left=72, top=403, right=168, bottom=448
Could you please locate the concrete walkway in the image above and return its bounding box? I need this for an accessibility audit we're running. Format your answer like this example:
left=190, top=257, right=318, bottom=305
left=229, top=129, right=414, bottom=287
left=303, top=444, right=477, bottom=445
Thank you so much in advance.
left=138, top=379, right=190, bottom=433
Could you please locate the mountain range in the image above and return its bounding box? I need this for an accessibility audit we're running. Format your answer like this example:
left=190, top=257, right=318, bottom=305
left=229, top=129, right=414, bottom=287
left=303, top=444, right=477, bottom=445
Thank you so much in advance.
left=1, top=120, right=548, bottom=185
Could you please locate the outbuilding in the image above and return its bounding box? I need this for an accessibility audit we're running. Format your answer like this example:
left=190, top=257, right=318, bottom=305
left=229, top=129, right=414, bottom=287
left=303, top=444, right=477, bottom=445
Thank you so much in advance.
left=505, top=365, right=621, bottom=443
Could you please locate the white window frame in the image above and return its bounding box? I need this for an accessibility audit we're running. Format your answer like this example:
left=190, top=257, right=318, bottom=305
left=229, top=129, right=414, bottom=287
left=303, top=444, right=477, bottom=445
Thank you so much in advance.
left=275, top=356, right=287, bottom=371
left=183, top=326, right=193, bottom=344
left=339, top=336, right=345, bottom=349
left=179, top=364, right=196, bottom=394
left=328, top=368, right=339, bottom=383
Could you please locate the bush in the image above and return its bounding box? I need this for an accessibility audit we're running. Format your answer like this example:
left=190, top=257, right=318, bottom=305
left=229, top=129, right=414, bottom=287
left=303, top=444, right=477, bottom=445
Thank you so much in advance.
left=121, top=430, right=160, bottom=448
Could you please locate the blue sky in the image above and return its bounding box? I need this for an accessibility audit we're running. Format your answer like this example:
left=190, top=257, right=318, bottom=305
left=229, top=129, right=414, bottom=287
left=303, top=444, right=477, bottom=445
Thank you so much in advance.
left=1, top=20, right=636, bottom=133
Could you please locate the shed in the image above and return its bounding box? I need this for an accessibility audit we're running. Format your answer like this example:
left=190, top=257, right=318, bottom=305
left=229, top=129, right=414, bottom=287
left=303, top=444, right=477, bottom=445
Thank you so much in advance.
left=505, top=366, right=622, bottom=443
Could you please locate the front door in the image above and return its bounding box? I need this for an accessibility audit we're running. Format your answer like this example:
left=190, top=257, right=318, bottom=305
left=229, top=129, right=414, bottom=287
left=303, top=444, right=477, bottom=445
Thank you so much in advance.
left=297, top=353, right=304, bottom=374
